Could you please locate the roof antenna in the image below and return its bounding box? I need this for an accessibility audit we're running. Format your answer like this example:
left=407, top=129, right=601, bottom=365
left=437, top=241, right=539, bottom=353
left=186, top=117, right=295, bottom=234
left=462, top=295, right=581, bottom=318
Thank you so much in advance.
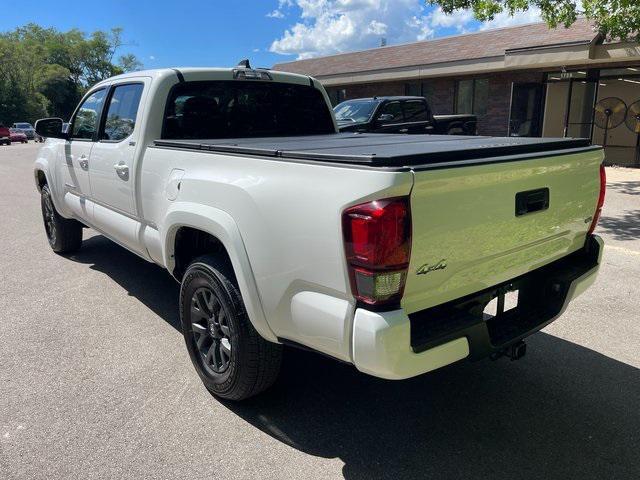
left=237, top=59, right=251, bottom=68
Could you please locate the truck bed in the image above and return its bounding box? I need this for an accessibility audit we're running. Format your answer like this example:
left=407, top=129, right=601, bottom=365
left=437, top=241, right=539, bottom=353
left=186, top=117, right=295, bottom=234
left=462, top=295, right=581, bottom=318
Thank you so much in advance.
left=154, top=133, right=596, bottom=169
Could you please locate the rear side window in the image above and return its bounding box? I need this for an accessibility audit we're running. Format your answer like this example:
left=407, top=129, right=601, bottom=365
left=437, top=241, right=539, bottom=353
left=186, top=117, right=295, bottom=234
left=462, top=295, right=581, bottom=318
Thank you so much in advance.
left=71, top=89, right=107, bottom=139
left=403, top=101, right=429, bottom=122
left=377, top=101, right=403, bottom=124
left=162, top=81, right=335, bottom=139
left=102, top=84, right=144, bottom=141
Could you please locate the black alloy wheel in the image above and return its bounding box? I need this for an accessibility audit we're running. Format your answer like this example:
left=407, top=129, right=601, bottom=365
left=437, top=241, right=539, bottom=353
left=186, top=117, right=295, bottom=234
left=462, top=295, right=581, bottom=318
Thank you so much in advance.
left=190, top=286, right=233, bottom=375
left=39, top=184, right=82, bottom=253
left=180, top=255, right=282, bottom=400
left=42, top=187, right=57, bottom=246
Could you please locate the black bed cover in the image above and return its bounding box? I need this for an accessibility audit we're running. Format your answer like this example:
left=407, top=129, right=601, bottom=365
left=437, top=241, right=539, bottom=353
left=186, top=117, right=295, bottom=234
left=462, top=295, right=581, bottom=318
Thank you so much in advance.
left=154, top=133, right=597, bottom=169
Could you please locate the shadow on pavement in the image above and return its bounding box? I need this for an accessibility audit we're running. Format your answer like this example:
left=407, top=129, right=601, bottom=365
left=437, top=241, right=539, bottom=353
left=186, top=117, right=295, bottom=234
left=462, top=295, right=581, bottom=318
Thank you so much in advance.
left=67, top=234, right=640, bottom=479
left=607, top=180, right=640, bottom=196
left=229, top=338, right=640, bottom=479
left=67, top=234, right=181, bottom=331
left=599, top=209, right=640, bottom=242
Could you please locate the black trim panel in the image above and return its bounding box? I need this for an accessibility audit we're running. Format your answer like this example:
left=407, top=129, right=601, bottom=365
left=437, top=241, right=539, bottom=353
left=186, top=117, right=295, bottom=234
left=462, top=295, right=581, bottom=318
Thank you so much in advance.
left=172, top=68, right=185, bottom=83
left=409, top=235, right=601, bottom=358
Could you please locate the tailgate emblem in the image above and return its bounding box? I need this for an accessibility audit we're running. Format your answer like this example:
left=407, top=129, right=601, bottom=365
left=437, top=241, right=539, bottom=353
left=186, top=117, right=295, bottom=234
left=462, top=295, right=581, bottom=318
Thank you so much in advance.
left=417, top=260, right=447, bottom=275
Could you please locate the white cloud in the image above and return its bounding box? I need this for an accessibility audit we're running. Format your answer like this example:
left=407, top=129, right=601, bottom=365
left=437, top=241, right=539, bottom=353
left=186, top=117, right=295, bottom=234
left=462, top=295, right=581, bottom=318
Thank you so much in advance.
left=366, top=20, right=387, bottom=36
left=270, top=0, right=550, bottom=60
left=148, top=55, right=155, bottom=60
left=267, top=0, right=294, bottom=19
left=270, top=0, right=432, bottom=59
left=267, top=9, right=285, bottom=18
left=479, top=7, right=542, bottom=30
left=253, top=48, right=260, bottom=52
left=429, top=7, right=474, bottom=31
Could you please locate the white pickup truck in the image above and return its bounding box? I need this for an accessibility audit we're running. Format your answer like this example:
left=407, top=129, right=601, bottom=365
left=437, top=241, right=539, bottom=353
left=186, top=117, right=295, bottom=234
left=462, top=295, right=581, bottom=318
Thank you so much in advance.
left=34, top=63, right=605, bottom=400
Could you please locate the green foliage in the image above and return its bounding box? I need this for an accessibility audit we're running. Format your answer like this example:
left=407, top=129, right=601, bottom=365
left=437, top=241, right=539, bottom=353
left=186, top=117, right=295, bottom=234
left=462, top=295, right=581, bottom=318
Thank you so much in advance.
left=428, top=0, right=640, bottom=42
left=0, top=24, right=142, bottom=125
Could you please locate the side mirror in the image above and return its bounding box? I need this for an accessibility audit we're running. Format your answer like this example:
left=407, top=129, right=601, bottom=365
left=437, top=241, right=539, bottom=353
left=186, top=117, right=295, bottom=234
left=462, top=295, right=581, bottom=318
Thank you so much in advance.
left=35, top=118, right=67, bottom=140
left=377, top=113, right=394, bottom=123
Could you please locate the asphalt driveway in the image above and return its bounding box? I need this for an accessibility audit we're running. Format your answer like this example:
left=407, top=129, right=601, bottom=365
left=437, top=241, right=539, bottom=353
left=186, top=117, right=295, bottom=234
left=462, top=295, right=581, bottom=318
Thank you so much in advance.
left=1, top=143, right=638, bottom=479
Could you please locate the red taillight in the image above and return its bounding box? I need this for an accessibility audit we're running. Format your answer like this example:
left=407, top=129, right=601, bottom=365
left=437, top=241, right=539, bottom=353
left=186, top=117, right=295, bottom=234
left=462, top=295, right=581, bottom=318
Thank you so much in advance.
left=342, top=197, right=411, bottom=306
left=587, top=164, right=606, bottom=235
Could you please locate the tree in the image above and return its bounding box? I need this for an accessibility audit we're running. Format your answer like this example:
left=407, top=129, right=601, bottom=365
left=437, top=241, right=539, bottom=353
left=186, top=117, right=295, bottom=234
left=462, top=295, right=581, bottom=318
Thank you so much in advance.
left=428, top=0, right=640, bottom=42
left=0, top=24, right=142, bottom=125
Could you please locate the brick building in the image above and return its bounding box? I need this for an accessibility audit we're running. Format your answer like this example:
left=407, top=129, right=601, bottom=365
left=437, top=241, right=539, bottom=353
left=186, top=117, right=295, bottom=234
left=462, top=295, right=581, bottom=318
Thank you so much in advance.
left=274, top=19, right=640, bottom=166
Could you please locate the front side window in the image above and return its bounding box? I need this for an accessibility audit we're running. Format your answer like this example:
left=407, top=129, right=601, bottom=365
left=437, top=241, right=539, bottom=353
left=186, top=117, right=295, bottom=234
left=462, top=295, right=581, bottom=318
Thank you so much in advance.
left=162, top=81, right=335, bottom=139
left=71, top=89, right=107, bottom=139
left=377, top=101, right=403, bottom=124
left=102, top=84, right=144, bottom=141
left=333, top=100, right=377, bottom=123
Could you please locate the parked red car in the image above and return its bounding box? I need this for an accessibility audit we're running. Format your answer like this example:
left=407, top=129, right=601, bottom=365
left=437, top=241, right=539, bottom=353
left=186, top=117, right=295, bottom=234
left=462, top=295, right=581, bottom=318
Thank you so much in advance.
left=0, top=125, right=11, bottom=145
left=9, top=128, right=28, bottom=143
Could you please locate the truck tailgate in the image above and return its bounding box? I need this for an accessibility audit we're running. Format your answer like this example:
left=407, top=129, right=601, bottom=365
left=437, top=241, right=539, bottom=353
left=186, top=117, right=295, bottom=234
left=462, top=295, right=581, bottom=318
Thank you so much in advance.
left=402, top=147, right=604, bottom=315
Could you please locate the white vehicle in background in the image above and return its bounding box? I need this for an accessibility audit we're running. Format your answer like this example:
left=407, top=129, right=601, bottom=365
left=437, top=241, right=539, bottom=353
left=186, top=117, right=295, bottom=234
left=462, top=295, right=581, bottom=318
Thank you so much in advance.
left=33, top=62, right=605, bottom=401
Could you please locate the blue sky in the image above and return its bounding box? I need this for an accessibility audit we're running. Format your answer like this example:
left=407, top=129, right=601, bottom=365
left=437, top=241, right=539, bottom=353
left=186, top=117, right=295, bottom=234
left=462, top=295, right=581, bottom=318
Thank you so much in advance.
left=1, top=0, right=542, bottom=68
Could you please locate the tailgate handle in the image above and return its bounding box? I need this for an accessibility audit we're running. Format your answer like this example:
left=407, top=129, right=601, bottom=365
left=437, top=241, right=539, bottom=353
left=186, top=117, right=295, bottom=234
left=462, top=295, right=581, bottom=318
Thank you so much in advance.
left=515, top=188, right=549, bottom=216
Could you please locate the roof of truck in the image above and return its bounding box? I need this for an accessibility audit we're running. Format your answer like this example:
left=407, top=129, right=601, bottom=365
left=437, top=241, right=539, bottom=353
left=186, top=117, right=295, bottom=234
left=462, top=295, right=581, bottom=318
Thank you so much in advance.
left=94, top=67, right=312, bottom=87
left=338, top=96, right=425, bottom=103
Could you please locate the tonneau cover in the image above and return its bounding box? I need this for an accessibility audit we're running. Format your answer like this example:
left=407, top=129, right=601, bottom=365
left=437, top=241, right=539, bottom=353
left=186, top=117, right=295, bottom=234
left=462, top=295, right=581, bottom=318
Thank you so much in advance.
left=154, top=133, right=595, bottom=168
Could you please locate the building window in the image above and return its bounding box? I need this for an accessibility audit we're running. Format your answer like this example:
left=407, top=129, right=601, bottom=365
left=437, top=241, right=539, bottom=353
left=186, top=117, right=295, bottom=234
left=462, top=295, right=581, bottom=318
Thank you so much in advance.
left=404, top=82, right=435, bottom=106
left=404, top=82, right=421, bottom=96
left=328, top=88, right=347, bottom=106
left=455, top=78, right=488, bottom=115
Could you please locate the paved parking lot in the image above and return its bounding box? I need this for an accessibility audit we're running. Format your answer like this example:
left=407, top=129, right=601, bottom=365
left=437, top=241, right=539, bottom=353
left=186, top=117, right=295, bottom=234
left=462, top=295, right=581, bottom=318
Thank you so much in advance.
left=1, top=143, right=638, bottom=479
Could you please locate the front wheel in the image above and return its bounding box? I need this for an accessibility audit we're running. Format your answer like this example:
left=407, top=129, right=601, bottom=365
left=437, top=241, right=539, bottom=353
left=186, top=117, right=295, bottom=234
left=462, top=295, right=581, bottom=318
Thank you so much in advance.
left=180, top=255, right=282, bottom=401
left=40, top=184, right=83, bottom=253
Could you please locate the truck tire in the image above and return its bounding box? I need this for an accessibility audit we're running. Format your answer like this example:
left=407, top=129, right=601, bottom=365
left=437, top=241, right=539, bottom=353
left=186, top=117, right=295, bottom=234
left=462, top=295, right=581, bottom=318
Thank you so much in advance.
left=180, top=255, right=282, bottom=401
left=40, top=184, right=83, bottom=253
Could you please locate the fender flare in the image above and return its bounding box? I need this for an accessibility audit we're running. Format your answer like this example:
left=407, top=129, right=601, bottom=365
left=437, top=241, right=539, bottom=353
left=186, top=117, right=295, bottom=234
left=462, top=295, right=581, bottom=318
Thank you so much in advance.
left=162, top=203, right=278, bottom=343
left=33, top=159, right=68, bottom=216
left=33, top=156, right=50, bottom=193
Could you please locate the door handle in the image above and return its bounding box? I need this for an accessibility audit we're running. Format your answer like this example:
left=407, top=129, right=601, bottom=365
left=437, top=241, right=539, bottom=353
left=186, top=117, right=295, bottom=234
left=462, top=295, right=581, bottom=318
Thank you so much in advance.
left=399, top=128, right=409, bottom=133
left=515, top=188, right=549, bottom=216
left=78, top=155, right=89, bottom=170
left=113, top=163, right=129, bottom=180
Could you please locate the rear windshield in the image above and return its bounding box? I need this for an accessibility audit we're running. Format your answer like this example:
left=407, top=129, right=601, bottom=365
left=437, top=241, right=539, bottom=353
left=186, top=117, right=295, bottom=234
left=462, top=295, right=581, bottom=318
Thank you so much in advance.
left=16, top=123, right=32, bottom=129
left=162, top=80, right=335, bottom=139
left=333, top=100, right=377, bottom=123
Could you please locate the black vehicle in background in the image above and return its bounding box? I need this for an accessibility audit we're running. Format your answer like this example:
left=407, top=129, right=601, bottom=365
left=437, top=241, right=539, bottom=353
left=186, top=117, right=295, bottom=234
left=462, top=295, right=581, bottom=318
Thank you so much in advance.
left=334, top=96, right=477, bottom=135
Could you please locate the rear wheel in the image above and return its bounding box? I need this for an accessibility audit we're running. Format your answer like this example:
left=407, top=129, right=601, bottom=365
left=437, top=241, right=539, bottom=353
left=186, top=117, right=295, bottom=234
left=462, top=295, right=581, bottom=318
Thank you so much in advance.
left=40, top=184, right=83, bottom=253
left=180, top=255, right=282, bottom=401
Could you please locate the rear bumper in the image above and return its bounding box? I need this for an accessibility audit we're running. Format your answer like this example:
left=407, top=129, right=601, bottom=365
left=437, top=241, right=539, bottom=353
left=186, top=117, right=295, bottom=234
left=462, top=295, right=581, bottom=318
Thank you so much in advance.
left=352, top=235, right=603, bottom=380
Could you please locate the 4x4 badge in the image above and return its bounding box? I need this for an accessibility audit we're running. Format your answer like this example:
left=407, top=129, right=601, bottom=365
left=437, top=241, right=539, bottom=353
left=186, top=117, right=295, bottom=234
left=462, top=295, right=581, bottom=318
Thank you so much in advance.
left=417, top=260, right=447, bottom=275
